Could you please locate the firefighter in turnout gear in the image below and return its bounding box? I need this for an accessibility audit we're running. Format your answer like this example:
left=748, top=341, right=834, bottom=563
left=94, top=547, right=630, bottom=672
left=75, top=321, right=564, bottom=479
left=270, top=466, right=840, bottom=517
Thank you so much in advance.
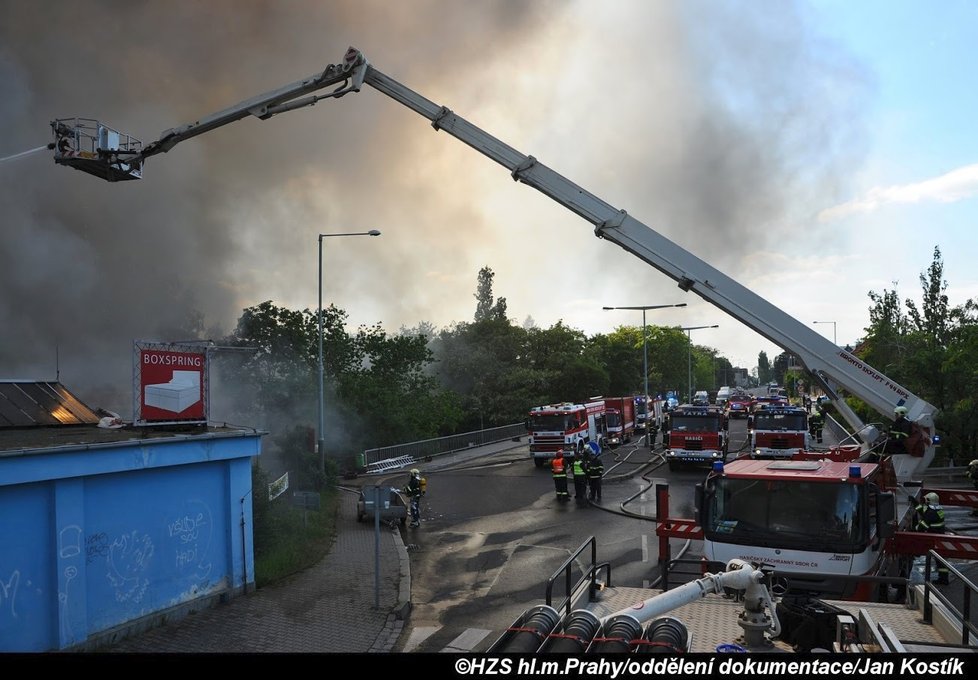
left=809, top=407, right=824, bottom=444
left=966, top=459, right=978, bottom=516
left=572, top=454, right=588, bottom=506
left=403, top=468, right=426, bottom=528
left=551, top=450, right=570, bottom=502
left=884, top=406, right=913, bottom=457
left=587, top=450, right=604, bottom=502
left=912, top=491, right=949, bottom=584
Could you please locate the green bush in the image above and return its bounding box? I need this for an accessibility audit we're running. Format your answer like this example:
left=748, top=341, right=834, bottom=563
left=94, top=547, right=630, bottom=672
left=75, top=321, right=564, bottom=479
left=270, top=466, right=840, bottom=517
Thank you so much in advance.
left=251, top=460, right=339, bottom=588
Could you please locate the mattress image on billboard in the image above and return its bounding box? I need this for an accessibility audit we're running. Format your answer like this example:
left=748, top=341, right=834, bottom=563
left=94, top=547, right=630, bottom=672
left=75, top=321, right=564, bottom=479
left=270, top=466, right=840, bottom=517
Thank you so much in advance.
left=144, top=370, right=201, bottom=413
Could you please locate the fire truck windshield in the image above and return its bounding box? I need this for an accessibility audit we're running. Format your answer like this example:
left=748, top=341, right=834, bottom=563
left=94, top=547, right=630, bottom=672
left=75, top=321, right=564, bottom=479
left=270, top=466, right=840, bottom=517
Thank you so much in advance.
left=670, top=414, right=721, bottom=432
left=753, top=412, right=807, bottom=431
left=606, top=412, right=622, bottom=428
left=529, top=414, right=573, bottom=431
left=704, top=478, right=864, bottom=551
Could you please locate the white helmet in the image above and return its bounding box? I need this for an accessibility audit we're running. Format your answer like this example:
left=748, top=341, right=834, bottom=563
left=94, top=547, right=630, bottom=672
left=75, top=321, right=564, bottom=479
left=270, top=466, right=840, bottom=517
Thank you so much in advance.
left=894, top=406, right=909, bottom=417
left=410, top=468, right=421, bottom=477
left=925, top=492, right=940, bottom=505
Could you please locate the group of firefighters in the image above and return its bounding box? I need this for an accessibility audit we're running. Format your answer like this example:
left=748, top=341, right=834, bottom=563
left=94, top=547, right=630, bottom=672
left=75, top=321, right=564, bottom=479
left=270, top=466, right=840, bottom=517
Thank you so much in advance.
left=550, top=444, right=604, bottom=506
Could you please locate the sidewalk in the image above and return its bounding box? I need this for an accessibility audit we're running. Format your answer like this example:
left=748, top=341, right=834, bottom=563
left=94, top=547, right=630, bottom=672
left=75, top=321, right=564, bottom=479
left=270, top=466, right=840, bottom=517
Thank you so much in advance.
left=104, top=488, right=410, bottom=653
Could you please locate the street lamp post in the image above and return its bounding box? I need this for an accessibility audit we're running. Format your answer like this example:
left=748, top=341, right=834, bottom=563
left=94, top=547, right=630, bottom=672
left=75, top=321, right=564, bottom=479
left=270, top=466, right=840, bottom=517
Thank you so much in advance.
left=813, top=320, right=837, bottom=345
left=602, top=304, right=687, bottom=402
left=678, top=325, right=719, bottom=403
left=318, top=229, right=381, bottom=471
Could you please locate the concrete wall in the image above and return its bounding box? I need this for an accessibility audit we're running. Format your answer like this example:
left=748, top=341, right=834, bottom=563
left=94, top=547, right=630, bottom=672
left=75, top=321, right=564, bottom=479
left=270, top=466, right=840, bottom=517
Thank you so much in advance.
left=0, top=430, right=261, bottom=651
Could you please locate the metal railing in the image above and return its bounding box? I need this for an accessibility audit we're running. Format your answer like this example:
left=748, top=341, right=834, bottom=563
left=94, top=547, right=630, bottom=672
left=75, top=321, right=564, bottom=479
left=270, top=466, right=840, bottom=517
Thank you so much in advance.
left=921, top=550, right=978, bottom=646
left=361, top=422, right=525, bottom=469
left=545, top=535, right=612, bottom=617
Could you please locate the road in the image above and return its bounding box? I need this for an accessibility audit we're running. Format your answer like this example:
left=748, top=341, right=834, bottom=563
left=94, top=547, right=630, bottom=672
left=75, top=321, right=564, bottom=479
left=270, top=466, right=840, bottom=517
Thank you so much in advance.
left=391, top=421, right=754, bottom=653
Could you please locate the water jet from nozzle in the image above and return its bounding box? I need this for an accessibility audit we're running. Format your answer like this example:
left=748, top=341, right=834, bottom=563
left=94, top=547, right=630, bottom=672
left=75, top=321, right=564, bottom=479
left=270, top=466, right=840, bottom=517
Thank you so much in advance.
left=0, top=145, right=51, bottom=164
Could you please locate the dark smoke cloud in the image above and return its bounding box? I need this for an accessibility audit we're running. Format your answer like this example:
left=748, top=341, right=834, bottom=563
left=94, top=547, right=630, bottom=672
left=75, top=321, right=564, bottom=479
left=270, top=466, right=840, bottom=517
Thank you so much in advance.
left=0, top=0, right=869, bottom=416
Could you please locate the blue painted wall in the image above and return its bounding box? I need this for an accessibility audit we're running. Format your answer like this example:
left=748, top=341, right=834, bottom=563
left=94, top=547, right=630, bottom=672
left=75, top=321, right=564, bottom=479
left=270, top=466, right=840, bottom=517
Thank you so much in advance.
left=0, top=430, right=261, bottom=651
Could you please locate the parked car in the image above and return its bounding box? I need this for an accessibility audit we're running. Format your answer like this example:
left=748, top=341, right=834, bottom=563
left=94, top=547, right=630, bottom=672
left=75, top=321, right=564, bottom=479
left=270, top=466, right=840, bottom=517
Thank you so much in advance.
left=356, top=486, right=408, bottom=526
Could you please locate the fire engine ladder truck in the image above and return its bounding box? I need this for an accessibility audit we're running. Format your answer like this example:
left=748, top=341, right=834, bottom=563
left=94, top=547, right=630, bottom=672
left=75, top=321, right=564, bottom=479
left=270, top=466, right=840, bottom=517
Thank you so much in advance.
left=52, top=46, right=978, bottom=558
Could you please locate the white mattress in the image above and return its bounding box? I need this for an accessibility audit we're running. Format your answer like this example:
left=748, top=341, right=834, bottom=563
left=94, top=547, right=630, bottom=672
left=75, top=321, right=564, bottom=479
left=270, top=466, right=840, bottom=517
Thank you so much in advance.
left=144, top=370, right=201, bottom=413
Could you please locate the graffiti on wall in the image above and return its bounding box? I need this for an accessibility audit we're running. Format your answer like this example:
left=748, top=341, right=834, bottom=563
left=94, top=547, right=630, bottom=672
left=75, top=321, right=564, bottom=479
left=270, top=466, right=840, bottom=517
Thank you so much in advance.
left=168, top=501, right=213, bottom=583
left=107, top=531, right=154, bottom=603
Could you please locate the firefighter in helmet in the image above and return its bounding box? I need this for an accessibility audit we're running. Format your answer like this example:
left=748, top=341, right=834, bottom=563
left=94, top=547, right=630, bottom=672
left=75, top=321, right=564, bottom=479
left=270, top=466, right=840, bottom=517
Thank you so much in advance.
left=966, top=459, right=978, bottom=516
left=587, top=447, right=604, bottom=503
left=912, top=491, right=949, bottom=585
left=572, top=449, right=589, bottom=506
left=808, top=406, right=824, bottom=444
left=403, top=468, right=426, bottom=528
left=551, top=450, right=569, bottom=502
left=885, top=406, right=913, bottom=457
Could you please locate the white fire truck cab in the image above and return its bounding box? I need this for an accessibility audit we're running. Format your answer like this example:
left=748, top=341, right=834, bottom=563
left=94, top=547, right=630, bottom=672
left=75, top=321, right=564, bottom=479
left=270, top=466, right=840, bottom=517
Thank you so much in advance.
left=526, top=400, right=606, bottom=467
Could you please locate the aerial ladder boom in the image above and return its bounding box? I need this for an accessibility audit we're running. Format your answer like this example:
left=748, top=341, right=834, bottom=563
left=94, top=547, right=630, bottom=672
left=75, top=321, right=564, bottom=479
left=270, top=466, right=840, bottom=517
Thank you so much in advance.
left=53, top=47, right=938, bottom=478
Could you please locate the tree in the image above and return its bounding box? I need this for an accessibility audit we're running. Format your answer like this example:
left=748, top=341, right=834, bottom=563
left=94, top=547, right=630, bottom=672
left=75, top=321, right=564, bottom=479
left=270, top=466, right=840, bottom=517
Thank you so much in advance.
left=473, top=266, right=507, bottom=322
left=857, top=246, right=978, bottom=463
left=757, top=351, right=771, bottom=385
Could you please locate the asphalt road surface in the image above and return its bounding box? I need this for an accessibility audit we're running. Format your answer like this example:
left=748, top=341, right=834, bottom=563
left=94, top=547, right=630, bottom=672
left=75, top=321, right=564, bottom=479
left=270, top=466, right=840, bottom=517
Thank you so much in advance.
left=391, top=428, right=725, bottom=653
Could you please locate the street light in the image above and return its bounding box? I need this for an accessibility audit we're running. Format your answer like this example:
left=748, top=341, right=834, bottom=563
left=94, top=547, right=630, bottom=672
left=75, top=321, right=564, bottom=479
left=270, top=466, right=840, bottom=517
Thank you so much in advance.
left=602, top=304, right=687, bottom=403
left=678, top=324, right=719, bottom=403
left=318, top=229, right=381, bottom=470
left=813, top=320, right=837, bottom=345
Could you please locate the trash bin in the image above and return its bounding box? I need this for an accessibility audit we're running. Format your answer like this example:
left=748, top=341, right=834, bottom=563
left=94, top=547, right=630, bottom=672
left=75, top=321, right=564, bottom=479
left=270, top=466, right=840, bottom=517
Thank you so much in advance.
left=356, top=452, right=366, bottom=470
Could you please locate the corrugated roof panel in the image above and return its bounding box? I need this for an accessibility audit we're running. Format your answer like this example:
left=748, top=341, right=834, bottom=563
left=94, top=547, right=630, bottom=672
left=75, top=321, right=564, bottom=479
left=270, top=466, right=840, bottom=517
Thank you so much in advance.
left=0, top=384, right=51, bottom=425
left=0, top=393, right=29, bottom=427
left=0, top=382, right=100, bottom=427
left=43, top=383, right=99, bottom=424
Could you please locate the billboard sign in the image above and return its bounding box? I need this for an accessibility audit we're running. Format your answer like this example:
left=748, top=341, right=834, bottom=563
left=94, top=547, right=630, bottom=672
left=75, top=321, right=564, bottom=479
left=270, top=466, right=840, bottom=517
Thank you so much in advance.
left=134, top=341, right=209, bottom=426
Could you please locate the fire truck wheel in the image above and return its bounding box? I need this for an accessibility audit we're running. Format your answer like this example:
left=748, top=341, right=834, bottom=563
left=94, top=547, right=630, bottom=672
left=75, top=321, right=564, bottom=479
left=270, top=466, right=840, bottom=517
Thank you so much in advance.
left=668, top=460, right=680, bottom=472
left=534, top=458, right=546, bottom=468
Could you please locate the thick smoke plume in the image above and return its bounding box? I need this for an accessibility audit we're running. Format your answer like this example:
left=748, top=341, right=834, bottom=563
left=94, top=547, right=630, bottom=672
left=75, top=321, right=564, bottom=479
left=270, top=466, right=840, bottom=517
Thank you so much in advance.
left=0, top=1, right=868, bottom=416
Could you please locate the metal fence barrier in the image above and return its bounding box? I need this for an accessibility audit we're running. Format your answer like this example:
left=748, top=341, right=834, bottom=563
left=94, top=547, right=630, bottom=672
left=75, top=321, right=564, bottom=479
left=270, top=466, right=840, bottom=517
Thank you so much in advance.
left=361, top=422, right=525, bottom=472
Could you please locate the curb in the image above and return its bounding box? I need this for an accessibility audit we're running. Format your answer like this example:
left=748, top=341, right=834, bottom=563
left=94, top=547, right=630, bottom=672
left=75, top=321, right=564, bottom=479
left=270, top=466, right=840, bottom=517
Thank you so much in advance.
left=393, top=524, right=412, bottom=620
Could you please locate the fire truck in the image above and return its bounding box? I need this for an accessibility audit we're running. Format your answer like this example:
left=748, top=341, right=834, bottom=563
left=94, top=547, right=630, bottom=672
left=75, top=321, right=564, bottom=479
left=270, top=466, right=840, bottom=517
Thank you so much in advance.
left=663, top=404, right=727, bottom=471
left=747, top=404, right=809, bottom=459
left=55, top=46, right=978, bottom=592
left=681, top=451, right=978, bottom=601
left=525, top=400, right=606, bottom=468
left=603, top=396, right=635, bottom=447
left=633, top=395, right=650, bottom=432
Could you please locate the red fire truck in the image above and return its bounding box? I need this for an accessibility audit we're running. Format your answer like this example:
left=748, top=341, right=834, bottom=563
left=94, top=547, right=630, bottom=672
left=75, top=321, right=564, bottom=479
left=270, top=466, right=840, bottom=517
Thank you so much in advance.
left=748, top=404, right=809, bottom=459
left=604, top=396, right=636, bottom=447
left=525, top=400, right=606, bottom=468
left=663, top=404, right=728, bottom=471
left=676, top=450, right=978, bottom=601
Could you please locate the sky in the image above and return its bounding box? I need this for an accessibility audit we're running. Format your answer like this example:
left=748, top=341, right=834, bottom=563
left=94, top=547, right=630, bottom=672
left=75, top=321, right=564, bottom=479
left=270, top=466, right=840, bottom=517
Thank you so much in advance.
left=2, top=0, right=977, bottom=416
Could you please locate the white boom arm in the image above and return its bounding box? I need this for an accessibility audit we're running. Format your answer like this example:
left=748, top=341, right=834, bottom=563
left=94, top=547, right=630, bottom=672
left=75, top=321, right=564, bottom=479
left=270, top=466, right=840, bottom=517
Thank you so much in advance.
left=354, top=51, right=937, bottom=474
left=65, top=47, right=939, bottom=475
